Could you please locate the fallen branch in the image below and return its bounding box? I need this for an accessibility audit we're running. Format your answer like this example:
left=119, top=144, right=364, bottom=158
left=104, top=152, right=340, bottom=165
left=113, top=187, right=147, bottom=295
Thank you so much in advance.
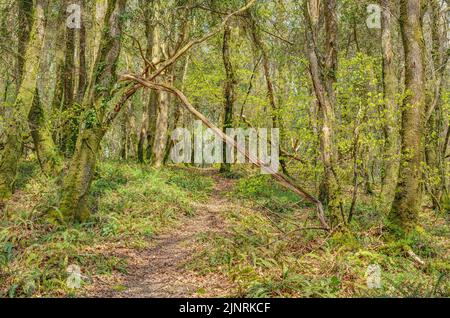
left=122, top=74, right=330, bottom=230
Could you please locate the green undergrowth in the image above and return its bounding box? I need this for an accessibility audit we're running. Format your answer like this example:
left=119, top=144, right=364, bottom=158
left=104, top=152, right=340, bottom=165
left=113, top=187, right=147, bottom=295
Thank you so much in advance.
left=190, top=174, right=449, bottom=298
left=0, top=160, right=213, bottom=297
left=236, top=174, right=311, bottom=214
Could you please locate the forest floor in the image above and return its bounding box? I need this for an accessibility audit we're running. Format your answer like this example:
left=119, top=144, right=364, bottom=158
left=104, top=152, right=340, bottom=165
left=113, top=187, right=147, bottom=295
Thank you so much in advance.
left=84, top=171, right=237, bottom=298
left=1, top=160, right=448, bottom=298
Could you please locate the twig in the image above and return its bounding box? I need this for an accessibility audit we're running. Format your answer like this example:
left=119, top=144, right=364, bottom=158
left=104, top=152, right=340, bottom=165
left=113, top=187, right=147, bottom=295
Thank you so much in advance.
left=407, top=250, right=425, bottom=266
left=123, top=31, right=153, bottom=70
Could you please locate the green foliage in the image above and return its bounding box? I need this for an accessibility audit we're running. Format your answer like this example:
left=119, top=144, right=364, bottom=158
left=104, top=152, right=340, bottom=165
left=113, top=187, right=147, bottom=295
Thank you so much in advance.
left=160, top=167, right=214, bottom=200
left=15, top=161, right=40, bottom=190
left=247, top=272, right=341, bottom=298
left=190, top=182, right=450, bottom=298
left=236, top=174, right=305, bottom=214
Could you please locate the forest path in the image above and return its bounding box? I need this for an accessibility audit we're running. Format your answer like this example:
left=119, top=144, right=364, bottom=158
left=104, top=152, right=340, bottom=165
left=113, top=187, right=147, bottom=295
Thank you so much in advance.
left=86, top=170, right=236, bottom=298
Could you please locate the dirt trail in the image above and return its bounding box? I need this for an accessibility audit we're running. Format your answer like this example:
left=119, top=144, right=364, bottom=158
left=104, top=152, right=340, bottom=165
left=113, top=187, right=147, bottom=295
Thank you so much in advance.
left=86, top=172, right=236, bottom=298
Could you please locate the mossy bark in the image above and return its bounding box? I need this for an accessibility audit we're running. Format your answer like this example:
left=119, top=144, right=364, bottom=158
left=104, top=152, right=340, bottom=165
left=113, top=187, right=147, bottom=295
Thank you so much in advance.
left=58, top=0, right=127, bottom=222
left=380, top=0, right=400, bottom=211
left=390, top=0, right=425, bottom=231
left=58, top=128, right=105, bottom=222
left=15, top=0, right=33, bottom=92
left=424, top=0, right=448, bottom=210
left=76, top=0, right=88, bottom=103
left=60, top=26, right=76, bottom=155
left=145, top=91, right=158, bottom=161
left=137, top=101, right=148, bottom=163
left=143, top=0, right=166, bottom=166
left=0, top=133, right=22, bottom=201
left=0, top=2, right=46, bottom=201
left=220, top=23, right=235, bottom=174
left=28, top=89, right=63, bottom=175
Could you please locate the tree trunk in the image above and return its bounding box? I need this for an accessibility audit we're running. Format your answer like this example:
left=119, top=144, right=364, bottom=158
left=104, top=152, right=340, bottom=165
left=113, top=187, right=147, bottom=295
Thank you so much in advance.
left=220, top=23, right=236, bottom=174
left=137, top=94, right=148, bottom=163
left=28, top=89, right=63, bottom=175
left=58, top=0, right=127, bottom=222
left=0, top=1, right=47, bottom=201
left=146, top=1, right=170, bottom=168
left=424, top=0, right=449, bottom=210
left=390, top=0, right=425, bottom=231
left=58, top=128, right=105, bottom=222
left=304, top=0, right=340, bottom=217
left=120, top=110, right=128, bottom=160
left=152, top=86, right=170, bottom=168
left=146, top=91, right=158, bottom=161
left=15, top=0, right=33, bottom=93
left=380, top=0, right=400, bottom=211
left=76, top=0, right=88, bottom=103
left=61, top=26, right=76, bottom=155
left=143, top=0, right=161, bottom=162
left=247, top=10, right=286, bottom=174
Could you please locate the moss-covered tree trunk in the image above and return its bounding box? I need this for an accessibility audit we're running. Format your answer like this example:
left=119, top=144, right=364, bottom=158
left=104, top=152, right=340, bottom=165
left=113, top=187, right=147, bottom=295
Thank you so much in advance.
left=28, top=89, right=63, bottom=175
left=145, top=91, right=158, bottom=161
left=0, top=1, right=47, bottom=201
left=380, top=0, right=400, bottom=211
left=220, top=22, right=236, bottom=174
left=390, top=0, right=425, bottom=231
left=58, top=0, right=127, bottom=222
left=58, top=128, right=105, bottom=222
left=60, top=25, right=76, bottom=155
left=76, top=0, right=88, bottom=103
left=15, top=0, right=33, bottom=93
left=137, top=99, right=148, bottom=163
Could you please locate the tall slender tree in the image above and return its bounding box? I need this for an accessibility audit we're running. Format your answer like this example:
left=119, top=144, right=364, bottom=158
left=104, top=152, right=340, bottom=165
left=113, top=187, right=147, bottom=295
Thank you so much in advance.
left=380, top=0, right=400, bottom=211
left=390, top=0, right=425, bottom=231
left=304, top=0, right=340, bottom=218
left=220, top=22, right=236, bottom=174
left=246, top=9, right=287, bottom=174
